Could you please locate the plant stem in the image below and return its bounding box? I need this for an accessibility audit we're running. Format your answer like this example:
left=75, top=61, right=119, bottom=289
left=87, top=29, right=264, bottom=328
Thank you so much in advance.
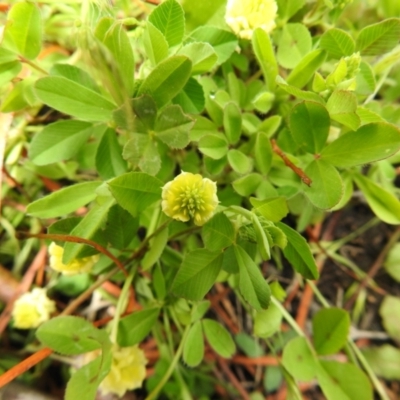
left=271, top=296, right=304, bottom=337
left=348, top=341, right=390, bottom=400
left=18, top=57, right=48, bottom=75
left=307, top=280, right=391, bottom=400
left=110, top=266, right=136, bottom=343
left=145, top=324, right=191, bottom=400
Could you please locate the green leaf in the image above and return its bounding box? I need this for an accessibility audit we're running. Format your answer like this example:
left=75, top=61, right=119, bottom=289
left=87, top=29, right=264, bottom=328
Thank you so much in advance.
left=95, top=17, right=135, bottom=95
left=252, top=214, right=271, bottom=260
left=254, top=132, right=273, bottom=175
left=0, top=61, right=22, bottom=87
left=276, top=0, right=305, bottom=20
left=202, top=212, right=235, bottom=251
left=380, top=296, right=400, bottom=341
left=302, top=160, right=343, bottom=209
left=178, top=42, right=218, bottom=75
left=118, top=308, right=160, bottom=346
left=202, top=319, right=235, bottom=358
left=29, top=120, right=96, bottom=166
left=356, top=107, right=385, bottom=125
left=235, top=333, right=263, bottom=357
left=362, top=345, right=400, bottom=380
left=190, top=115, right=219, bottom=141
left=287, top=49, right=327, bottom=88
left=356, top=18, right=400, bottom=56
left=234, top=245, right=271, bottom=310
left=320, top=28, right=356, bottom=58
left=148, top=0, right=185, bottom=47
left=51, top=64, right=100, bottom=93
left=172, top=77, right=205, bottom=114
left=356, top=61, right=376, bottom=96
left=63, top=196, right=114, bottom=263
left=108, top=172, right=163, bottom=217
left=384, top=243, right=400, bottom=282
left=277, top=77, right=325, bottom=104
left=95, top=128, right=127, bottom=180
left=224, top=102, right=242, bottom=145
left=131, top=95, right=158, bottom=132
left=250, top=197, right=289, bottom=222
left=4, top=2, right=42, bottom=60
left=353, top=173, right=400, bottom=225
left=26, top=181, right=102, bottom=219
left=34, top=77, right=115, bottom=122
left=103, top=204, right=139, bottom=249
left=65, top=355, right=110, bottom=400
left=317, top=361, right=373, bottom=400
left=138, top=56, right=192, bottom=108
left=183, top=321, right=204, bottom=367
left=123, top=135, right=161, bottom=176
left=143, top=22, right=169, bottom=66
left=289, top=101, right=330, bottom=153
left=253, top=303, right=282, bottom=338
left=171, top=249, right=223, bottom=301
left=188, top=27, right=237, bottom=65
left=320, top=123, right=400, bottom=168
left=1, top=78, right=31, bottom=112
left=252, top=28, right=278, bottom=91
left=232, top=173, right=263, bottom=197
left=155, top=105, right=193, bottom=149
left=36, top=316, right=108, bottom=355
left=198, top=134, right=228, bottom=159
left=277, top=23, right=312, bottom=69
left=282, top=337, right=319, bottom=381
left=312, top=308, right=350, bottom=355
left=276, top=222, right=318, bottom=280
left=142, top=226, right=169, bottom=270
left=326, top=90, right=360, bottom=130
left=227, top=149, right=253, bottom=174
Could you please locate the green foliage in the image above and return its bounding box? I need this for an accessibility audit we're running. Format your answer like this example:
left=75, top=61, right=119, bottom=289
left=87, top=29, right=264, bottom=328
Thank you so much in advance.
left=3, top=0, right=400, bottom=398
left=312, top=308, right=350, bottom=355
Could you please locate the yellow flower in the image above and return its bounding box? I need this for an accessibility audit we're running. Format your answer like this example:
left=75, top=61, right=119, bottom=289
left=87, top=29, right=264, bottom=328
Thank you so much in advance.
left=49, top=242, right=99, bottom=276
left=225, top=0, right=278, bottom=40
left=99, top=344, right=147, bottom=397
left=161, top=171, right=219, bottom=226
left=12, top=288, right=56, bottom=329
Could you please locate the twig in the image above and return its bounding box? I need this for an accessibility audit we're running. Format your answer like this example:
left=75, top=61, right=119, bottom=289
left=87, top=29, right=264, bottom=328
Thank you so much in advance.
left=271, top=139, right=312, bottom=186
left=217, top=357, right=251, bottom=400
left=16, top=232, right=129, bottom=278
left=344, top=225, right=400, bottom=309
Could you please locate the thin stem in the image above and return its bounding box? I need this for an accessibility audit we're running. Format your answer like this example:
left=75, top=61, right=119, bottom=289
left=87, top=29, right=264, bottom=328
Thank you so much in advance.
left=61, top=267, right=120, bottom=316
left=348, top=341, right=390, bottom=400
left=16, top=232, right=129, bottom=277
left=271, top=139, right=312, bottom=186
left=127, top=220, right=171, bottom=263
left=18, top=57, right=48, bottom=75
left=110, top=267, right=136, bottom=343
left=271, top=296, right=304, bottom=337
left=145, top=324, right=191, bottom=400
left=307, top=281, right=330, bottom=308
left=307, top=278, right=391, bottom=400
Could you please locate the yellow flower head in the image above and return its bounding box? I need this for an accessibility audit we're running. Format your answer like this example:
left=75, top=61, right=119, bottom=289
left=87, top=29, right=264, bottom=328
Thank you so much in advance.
left=161, top=171, right=219, bottom=226
left=12, top=288, right=56, bottom=329
left=225, top=0, right=278, bottom=40
left=49, top=242, right=99, bottom=276
left=99, top=344, right=147, bottom=397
